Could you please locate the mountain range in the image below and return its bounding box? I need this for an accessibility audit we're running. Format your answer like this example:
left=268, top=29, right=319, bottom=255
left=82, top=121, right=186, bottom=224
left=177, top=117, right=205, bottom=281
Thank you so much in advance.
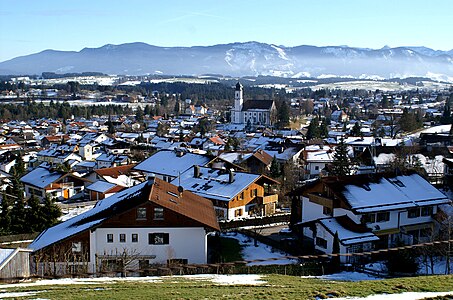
left=1, top=42, right=453, bottom=81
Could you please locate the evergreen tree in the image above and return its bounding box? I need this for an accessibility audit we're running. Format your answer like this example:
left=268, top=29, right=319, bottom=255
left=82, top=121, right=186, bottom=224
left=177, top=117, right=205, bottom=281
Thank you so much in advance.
left=270, top=156, right=281, bottom=178
left=144, top=104, right=152, bottom=116
left=10, top=197, right=26, bottom=234
left=0, top=192, right=11, bottom=235
left=331, top=231, right=341, bottom=273
left=351, top=122, right=362, bottom=136
left=441, top=104, right=452, bottom=125
left=331, top=137, right=352, bottom=177
left=26, top=195, right=45, bottom=233
left=381, top=95, right=389, bottom=109
left=320, top=119, right=329, bottom=138
left=306, top=117, right=320, bottom=140
left=224, top=139, right=231, bottom=152
left=107, top=114, right=115, bottom=134
left=173, top=100, right=180, bottom=115
left=42, top=195, right=61, bottom=229
left=135, top=107, right=144, bottom=122
left=277, top=101, right=290, bottom=129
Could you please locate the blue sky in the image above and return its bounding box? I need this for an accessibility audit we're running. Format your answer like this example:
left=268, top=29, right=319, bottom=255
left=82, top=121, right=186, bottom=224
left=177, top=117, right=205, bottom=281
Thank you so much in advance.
left=1, top=0, right=452, bottom=62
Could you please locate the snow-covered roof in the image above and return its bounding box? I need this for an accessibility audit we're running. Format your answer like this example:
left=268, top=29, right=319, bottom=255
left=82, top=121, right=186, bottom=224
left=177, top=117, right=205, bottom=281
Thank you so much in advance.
left=176, top=166, right=260, bottom=202
left=341, top=173, right=450, bottom=213
left=86, top=181, right=117, bottom=193
left=319, top=218, right=379, bottom=245
left=0, top=249, right=14, bottom=265
left=373, top=153, right=395, bottom=165
left=134, top=150, right=210, bottom=177
left=20, top=167, right=62, bottom=189
left=29, top=182, right=147, bottom=251
left=218, top=152, right=252, bottom=164
left=305, top=150, right=334, bottom=162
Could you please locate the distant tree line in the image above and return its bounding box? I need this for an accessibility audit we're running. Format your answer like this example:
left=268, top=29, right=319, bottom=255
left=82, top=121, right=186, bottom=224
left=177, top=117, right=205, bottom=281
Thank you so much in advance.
left=0, top=100, right=134, bottom=120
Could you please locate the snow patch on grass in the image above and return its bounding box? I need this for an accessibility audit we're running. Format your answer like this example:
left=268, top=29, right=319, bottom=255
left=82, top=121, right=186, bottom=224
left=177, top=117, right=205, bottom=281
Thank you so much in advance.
left=333, top=291, right=453, bottom=300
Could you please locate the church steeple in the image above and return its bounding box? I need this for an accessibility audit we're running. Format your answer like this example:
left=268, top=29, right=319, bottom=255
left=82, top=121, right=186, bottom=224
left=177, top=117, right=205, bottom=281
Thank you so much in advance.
left=232, top=82, right=243, bottom=123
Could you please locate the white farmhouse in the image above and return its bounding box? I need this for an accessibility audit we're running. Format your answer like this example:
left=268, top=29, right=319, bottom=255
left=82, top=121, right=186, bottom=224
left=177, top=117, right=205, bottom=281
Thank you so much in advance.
left=29, top=178, right=219, bottom=275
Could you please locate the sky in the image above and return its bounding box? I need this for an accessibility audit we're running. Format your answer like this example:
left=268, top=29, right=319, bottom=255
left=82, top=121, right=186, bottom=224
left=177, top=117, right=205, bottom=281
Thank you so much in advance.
left=1, top=0, right=452, bottom=62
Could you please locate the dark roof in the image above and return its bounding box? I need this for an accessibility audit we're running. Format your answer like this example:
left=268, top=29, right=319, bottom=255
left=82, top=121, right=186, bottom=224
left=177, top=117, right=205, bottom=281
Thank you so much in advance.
left=242, top=100, right=274, bottom=111
left=95, top=164, right=137, bottom=178
left=235, top=82, right=242, bottom=91
left=249, top=149, right=273, bottom=166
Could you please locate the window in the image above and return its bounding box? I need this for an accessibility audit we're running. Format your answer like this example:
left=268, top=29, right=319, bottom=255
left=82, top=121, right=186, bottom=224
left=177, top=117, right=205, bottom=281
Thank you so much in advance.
left=148, top=233, right=169, bottom=245
left=314, top=166, right=319, bottom=171
left=421, top=206, right=433, bottom=217
left=119, top=233, right=126, bottom=243
left=72, top=242, right=82, bottom=253
left=132, top=233, right=138, bottom=243
left=361, top=214, right=376, bottom=224
left=250, top=189, right=258, bottom=198
left=376, top=212, right=390, bottom=222
left=408, top=208, right=421, bottom=218
left=240, top=192, right=244, bottom=200
left=323, top=206, right=332, bottom=216
left=154, top=207, right=164, bottom=220
left=235, top=208, right=243, bottom=217
left=137, top=207, right=147, bottom=220
left=315, top=237, right=327, bottom=249
left=107, top=233, right=113, bottom=243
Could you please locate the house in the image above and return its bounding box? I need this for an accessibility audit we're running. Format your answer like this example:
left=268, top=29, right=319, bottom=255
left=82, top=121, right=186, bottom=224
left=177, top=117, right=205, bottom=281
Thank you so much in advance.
left=134, top=149, right=211, bottom=182
left=86, top=181, right=125, bottom=201
left=86, top=164, right=142, bottom=187
left=240, top=149, right=273, bottom=174
left=20, top=166, right=91, bottom=201
left=230, top=82, right=277, bottom=127
left=95, top=153, right=130, bottom=169
left=293, top=172, right=451, bottom=262
left=40, top=135, right=69, bottom=148
left=29, top=178, right=219, bottom=275
left=176, top=166, right=279, bottom=220
left=0, top=248, right=33, bottom=280
left=301, top=145, right=335, bottom=179
left=330, top=110, right=348, bottom=123
left=36, top=144, right=82, bottom=166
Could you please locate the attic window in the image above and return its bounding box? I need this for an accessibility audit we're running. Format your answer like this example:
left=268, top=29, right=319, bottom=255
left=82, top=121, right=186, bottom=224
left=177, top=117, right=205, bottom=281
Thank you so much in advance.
left=362, top=184, right=371, bottom=191
left=202, top=184, right=213, bottom=191
left=392, top=179, right=405, bottom=188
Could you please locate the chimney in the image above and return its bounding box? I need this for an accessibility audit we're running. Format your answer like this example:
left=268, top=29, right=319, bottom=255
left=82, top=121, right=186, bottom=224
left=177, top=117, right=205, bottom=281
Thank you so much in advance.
left=147, top=173, right=156, bottom=186
left=178, top=185, right=184, bottom=197
left=228, top=169, right=235, bottom=183
left=194, top=165, right=200, bottom=178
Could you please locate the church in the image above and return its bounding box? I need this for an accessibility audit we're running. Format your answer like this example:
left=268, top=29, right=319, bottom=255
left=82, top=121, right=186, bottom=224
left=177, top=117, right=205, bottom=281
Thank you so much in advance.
left=230, top=82, right=277, bottom=127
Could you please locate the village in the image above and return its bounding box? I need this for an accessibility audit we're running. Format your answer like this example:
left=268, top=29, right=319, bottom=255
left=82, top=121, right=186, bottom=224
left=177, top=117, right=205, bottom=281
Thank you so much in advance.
left=0, top=76, right=453, bottom=281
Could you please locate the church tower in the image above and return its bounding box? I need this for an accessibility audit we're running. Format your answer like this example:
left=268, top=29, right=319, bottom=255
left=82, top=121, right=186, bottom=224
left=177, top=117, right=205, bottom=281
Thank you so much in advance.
left=231, top=82, right=243, bottom=123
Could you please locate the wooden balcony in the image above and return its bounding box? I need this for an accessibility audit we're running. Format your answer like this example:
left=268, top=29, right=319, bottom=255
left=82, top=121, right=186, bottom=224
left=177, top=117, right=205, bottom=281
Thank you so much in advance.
left=308, top=193, right=333, bottom=208
left=257, top=194, right=278, bottom=205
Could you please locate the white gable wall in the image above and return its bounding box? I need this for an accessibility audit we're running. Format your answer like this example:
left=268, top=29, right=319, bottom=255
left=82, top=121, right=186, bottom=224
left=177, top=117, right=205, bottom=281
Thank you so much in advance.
left=301, top=197, right=327, bottom=223
left=89, top=227, right=207, bottom=272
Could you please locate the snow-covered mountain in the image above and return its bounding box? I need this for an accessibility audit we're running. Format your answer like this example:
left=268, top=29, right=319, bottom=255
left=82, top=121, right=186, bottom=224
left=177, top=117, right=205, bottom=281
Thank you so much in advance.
left=1, top=42, right=452, bottom=80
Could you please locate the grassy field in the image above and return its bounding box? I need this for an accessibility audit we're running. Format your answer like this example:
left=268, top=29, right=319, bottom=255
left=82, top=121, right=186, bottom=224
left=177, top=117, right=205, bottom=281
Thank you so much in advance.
left=3, top=274, right=453, bottom=300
